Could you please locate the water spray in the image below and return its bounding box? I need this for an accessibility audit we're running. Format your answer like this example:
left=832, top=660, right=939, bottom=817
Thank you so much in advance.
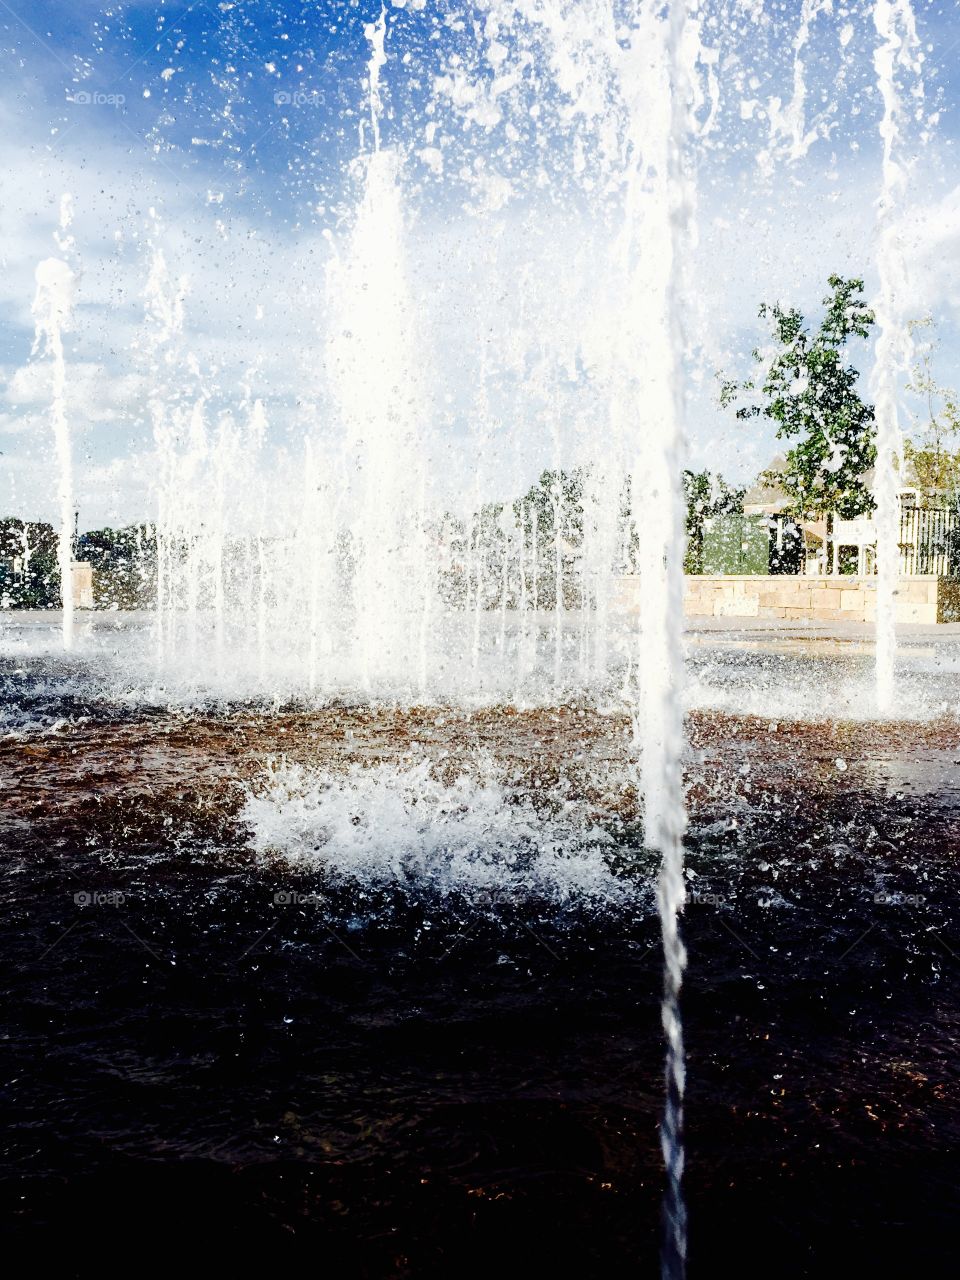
left=31, top=195, right=77, bottom=651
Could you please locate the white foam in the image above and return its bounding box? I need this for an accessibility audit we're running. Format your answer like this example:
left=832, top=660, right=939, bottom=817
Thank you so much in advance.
left=240, top=756, right=640, bottom=909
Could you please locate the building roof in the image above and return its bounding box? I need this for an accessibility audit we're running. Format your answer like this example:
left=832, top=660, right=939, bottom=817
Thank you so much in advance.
left=743, top=455, right=790, bottom=513
left=744, top=456, right=881, bottom=515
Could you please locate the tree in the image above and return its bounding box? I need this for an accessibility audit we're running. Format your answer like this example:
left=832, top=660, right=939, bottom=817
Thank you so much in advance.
left=513, top=469, right=585, bottom=609
left=720, top=275, right=877, bottom=521
left=0, top=519, right=59, bottom=608
left=682, top=470, right=745, bottom=574
left=903, top=317, right=960, bottom=502
left=514, top=469, right=584, bottom=547
left=75, top=525, right=157, bottom=609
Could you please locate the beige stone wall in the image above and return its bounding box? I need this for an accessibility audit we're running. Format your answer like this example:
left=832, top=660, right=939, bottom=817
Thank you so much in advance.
left=71, top=561, right=94, bottom=609
left=614, top=574, right=958, bottom=625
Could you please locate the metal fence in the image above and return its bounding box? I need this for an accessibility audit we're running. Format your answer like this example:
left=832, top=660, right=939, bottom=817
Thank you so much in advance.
left=899, top=506, right=959, bottom=576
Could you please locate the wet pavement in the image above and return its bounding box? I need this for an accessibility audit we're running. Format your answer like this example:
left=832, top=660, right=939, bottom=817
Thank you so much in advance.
left=1, top=659, right=958, bottom=1276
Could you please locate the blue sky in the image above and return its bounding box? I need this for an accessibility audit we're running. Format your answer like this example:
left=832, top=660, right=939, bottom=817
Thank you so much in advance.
left=1, top=0, right=959, bottom=527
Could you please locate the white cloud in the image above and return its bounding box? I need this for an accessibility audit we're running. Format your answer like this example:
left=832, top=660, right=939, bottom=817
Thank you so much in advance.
left=1, top=2, right=959, bottom=529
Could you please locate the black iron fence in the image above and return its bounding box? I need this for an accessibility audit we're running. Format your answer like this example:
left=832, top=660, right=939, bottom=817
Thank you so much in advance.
left=899, top=506, right=959, bottom=576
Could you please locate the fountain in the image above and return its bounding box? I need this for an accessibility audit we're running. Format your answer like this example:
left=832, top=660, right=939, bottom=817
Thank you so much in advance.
left=31, top=196, right=77, bottom=651
left=127, top=6, right=703, bottom=1262
left=324, top=10, right=432, bottom=694
left=2, top=3, right=956, bottom=1277
left=871, top=0, right=922, bottom=713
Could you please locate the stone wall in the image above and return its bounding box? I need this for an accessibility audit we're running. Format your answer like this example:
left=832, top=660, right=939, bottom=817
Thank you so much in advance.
left=615, top=574, right=960, bottom=625
left=71, top=562, right=94, bottom=610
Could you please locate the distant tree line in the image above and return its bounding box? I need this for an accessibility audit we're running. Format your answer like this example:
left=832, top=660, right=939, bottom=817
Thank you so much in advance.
left=435, top=469, right=588, bottom=611
left=8, top=279, right=956, bottom=616
left=78, top=526, right=157, bottom=609
left=0, top=519, right=60, bottom=608
left=2, top=475, right=745, bottom=614
left=0, top=520, right=156, bottom=610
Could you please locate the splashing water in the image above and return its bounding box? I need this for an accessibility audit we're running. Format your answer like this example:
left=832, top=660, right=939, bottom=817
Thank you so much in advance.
left=8, top=3, right=959, bottom=1271
left=630, top=6, right=694, bottom=1273
left=363, top=4, right=388, bottom=154
left=325, top=139, right=429, bottom=691
left=9, top=3, right=948, bottom=720
left=871, top=0, right=922, bottom=714
left=31, top=197, right=76, bottom=652
left=241, top=755, right=637, bottom=910
left=142, top=222, right=189, bottom=666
